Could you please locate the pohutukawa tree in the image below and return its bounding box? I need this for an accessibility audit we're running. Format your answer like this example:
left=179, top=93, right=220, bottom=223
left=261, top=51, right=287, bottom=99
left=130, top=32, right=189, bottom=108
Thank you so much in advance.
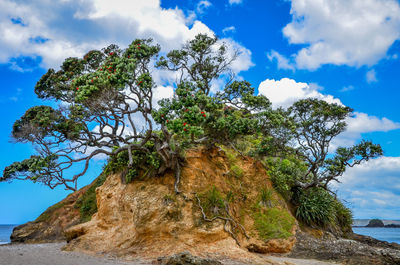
left=288, top=98, right=383, bottom=191
left=0, top=33, right=383, bottom=198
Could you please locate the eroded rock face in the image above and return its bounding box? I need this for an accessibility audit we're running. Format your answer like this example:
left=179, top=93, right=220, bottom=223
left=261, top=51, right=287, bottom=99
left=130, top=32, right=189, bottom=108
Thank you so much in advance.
left=64, top=147, right=297, bottom=262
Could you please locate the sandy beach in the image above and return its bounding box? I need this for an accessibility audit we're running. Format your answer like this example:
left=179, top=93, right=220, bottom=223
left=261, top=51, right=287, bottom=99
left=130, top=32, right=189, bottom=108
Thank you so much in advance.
left=0, top=243, right=145, bottom=265
left=0, top=242, right=340, bottom=265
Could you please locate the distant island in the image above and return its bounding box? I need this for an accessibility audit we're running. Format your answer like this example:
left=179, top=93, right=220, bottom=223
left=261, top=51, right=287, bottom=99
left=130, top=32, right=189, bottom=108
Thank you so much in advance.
left=353, top=219, right=400, bottom=228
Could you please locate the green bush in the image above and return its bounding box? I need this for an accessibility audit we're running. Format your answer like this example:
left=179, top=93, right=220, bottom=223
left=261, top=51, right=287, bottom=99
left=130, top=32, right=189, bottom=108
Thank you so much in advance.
left=103, top=141, right=161, bottom=183
left=295, top=188, right=335, bottom=227
left=266, top=157, right=307, bottom=199
left=254, top=208, right=295, bottom=240
left=75, top=173, right=107, bottom=222
left=333, top=200, right=353, bottom=232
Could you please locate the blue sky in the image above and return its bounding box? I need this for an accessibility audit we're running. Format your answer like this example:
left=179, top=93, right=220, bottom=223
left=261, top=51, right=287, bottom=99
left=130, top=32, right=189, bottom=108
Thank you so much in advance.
left=1, top=0, right=400, bottom=224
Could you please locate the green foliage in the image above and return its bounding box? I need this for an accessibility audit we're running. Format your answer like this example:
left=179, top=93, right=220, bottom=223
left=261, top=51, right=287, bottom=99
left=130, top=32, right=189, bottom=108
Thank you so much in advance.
left=230, top=165, right=243, bottom=178
left=266, top=157, right=307, bottom=199
left=295, top=188, right=335, bottom=227
left=75, top=173, right=107, bottom=223
left=333, top=200, right=353, bottom=231
left=2, top=155, right=58, bottom=183
left=254, top=208, right=295, bottom=240
left=259, top=188, right=273, bottom=207
left=199, top=186, right=226, bottom=216
left=103, top=141, right=161, bottom=183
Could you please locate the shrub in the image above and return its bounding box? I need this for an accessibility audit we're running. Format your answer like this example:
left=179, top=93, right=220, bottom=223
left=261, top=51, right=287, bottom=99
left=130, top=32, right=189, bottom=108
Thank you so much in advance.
left=333, top=200, right=353, bottom=232
left=295, top=188, right=335, bottom=227
left=103, top=141, right=161, bottom=183
left=266, top=157, right=307, bottom=200
left=254, top=208, right=295, bottom=240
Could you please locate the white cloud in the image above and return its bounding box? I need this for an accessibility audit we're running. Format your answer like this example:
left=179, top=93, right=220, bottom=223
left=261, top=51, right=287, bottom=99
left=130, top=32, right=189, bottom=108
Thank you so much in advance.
left=258, top=78, right=341, bottom=109
left=347, top=112, right=400, bottom=134
left=0, top=0, right=251, bottom=75
left=267, top=50, right=295, bottom=71
left=366, top=69, right=378, bottom=83
left=332, top=112, right=400, bottom=148
left=335, top=156, right=400, bottom=219
left=276, top=0, right=400, bottom=70
left=229, top=0, right=242, bottom=5
left=257, top=77, right=400, bottom=148
left=340, top=85, right=355, bottom=92
left=222, top=26, right=236, bottom=35
left=197, top=0, right=212, bottom=14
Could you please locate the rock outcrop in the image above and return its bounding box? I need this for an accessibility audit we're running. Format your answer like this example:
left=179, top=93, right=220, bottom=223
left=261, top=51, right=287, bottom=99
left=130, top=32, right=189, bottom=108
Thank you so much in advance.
left=289, top=231, right=400, bottom=265
left=11, top=187, right=87, bottom=243
left=62, top=147, right=297, bottom=263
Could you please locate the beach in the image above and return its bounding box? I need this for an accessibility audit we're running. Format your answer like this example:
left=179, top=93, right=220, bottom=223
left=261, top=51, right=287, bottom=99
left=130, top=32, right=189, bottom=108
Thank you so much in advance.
left=0, top=242, right=339, bottom=265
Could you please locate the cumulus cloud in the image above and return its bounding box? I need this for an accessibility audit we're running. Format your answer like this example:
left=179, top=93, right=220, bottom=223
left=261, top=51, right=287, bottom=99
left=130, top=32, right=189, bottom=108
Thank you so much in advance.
left=334, top=156, right=400, bottom=219
left=0, top=0, right=252, bottom=75
left=257, top=77, right=400, bottom=147
left=274, top=0, right=400, bottom=70
left=258, top=78, right=341, bottom=109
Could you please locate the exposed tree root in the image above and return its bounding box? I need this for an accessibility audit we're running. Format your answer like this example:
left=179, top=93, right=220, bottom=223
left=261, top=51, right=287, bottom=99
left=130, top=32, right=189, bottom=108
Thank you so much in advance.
left=194, top=193, right=249, bottom=246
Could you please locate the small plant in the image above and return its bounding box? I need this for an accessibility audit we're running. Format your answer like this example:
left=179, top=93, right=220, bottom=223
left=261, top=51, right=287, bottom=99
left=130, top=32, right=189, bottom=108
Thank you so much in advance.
left=230, top=164, right=243, bottom=178
left=254, top=208, right=295, bottom=240
left=259, top=188, right=273, bottom=207
left=200, top=186, right=225, bottom=216
left=226, top=190, right=235, bottom=203
left=163, top=193, right=176, bottom=205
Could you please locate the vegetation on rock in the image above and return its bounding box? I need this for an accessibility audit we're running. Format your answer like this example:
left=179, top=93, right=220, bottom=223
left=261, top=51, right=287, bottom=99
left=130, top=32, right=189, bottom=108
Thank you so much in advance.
left=2, top=33, right=383, bottom=236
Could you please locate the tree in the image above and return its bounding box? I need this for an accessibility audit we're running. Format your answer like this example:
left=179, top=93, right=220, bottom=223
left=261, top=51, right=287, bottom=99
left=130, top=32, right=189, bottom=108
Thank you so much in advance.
left=288, top=98, right=383, bottom=191
left=1, top=39, right=179, bottom=191
left=1, top=34, right=252, bottom=193
left=156, top=34, right=237, bottom=95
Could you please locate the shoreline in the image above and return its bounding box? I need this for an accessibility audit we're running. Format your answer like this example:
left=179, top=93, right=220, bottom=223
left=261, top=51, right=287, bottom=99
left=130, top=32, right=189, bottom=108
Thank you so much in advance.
left=0, top=242, right=339, bottom=265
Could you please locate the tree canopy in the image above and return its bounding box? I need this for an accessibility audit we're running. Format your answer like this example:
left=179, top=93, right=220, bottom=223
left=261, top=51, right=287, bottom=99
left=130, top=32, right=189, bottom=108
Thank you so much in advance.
left=1, top=34, right=382, bottom=199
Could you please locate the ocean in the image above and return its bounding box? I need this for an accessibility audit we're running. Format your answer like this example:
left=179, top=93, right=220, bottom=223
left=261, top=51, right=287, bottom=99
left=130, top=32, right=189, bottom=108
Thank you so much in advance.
left=0, top=225, right=18, bottom=244
left=353, top=227, right=400, bottom=244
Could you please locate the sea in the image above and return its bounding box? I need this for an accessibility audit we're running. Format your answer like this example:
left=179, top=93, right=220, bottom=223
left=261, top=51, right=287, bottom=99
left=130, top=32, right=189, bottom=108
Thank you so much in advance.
left=352, top=227, right=400, bottom=244
left=0, top=225, right=18, bottom=245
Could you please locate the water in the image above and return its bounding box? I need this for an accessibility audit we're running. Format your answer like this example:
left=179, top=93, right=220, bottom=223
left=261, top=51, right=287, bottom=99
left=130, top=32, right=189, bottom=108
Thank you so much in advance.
left=0, top=225, right=18, bottom=245
left=353, top=227, right=400, bottom=244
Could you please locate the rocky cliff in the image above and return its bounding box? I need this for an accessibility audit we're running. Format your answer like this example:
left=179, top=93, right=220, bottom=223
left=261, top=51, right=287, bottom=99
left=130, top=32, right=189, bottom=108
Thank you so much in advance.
left=11, top=146, right=400, bottom=264
left=13, top=147, right=298, bottom=264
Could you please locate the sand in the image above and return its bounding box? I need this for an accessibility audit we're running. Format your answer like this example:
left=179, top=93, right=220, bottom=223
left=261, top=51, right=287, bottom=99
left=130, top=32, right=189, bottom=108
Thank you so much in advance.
left=0, top=243, right=340, bottom=265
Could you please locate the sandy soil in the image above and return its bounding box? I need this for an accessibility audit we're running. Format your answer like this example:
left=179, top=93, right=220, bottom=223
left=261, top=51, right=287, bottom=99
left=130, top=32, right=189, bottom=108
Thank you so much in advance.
left=0, top=243, right=340, bottom=265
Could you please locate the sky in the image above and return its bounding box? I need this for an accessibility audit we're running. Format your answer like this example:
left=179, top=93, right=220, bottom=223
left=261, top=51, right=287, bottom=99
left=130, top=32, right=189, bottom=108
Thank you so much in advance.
left=1, top=0, right=400, bottom=224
